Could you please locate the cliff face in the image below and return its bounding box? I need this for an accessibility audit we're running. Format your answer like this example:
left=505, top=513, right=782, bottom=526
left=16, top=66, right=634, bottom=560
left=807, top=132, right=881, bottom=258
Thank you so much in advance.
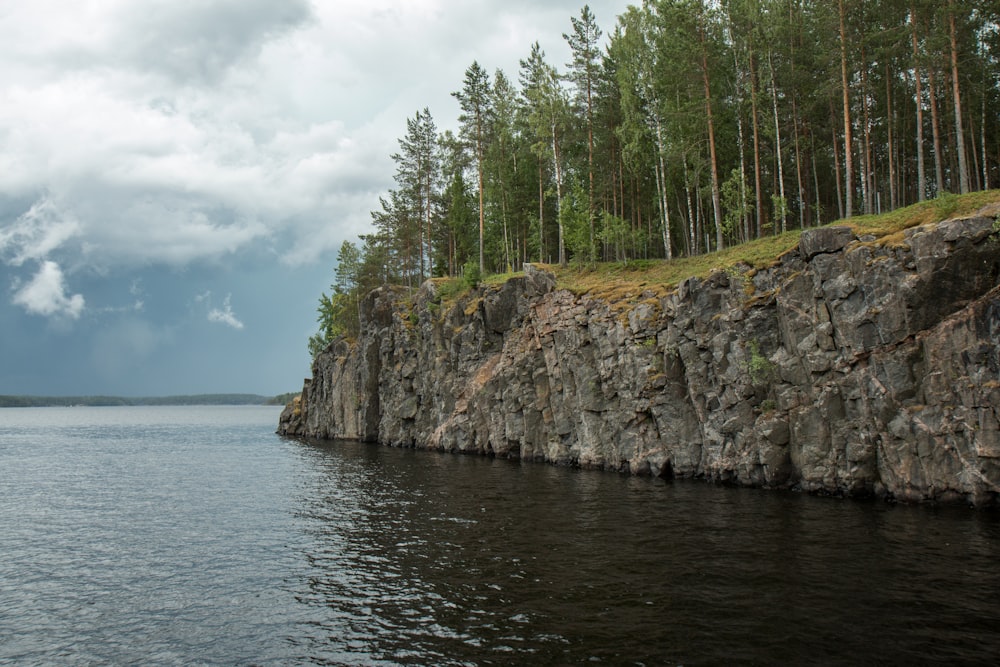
left=280, top=207, right=1000, bottom=506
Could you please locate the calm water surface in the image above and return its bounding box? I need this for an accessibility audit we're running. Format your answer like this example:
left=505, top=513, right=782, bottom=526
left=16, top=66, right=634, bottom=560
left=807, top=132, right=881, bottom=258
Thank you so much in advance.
left=1, top=406, right=999, bottom=665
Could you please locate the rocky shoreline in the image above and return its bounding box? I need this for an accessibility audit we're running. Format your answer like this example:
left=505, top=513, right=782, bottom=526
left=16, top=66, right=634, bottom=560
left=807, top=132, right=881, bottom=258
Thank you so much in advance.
left=281, top=205, right=1000, bottom=506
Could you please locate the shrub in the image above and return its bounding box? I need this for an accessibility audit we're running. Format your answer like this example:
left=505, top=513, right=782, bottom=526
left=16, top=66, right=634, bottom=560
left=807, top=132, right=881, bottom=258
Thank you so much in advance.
left=463, top=261, right=482, bottom=289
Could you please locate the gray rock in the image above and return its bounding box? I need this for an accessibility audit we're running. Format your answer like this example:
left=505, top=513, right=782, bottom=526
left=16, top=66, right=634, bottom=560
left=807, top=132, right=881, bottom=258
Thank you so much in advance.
left=280, top=212, right=1000, bottom=507
left=799, top=225, right=855, bottom=259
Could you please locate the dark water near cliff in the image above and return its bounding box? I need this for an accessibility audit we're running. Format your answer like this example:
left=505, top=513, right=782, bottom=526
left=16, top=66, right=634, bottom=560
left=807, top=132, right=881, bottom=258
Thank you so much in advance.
left=2, top=406, right=999, bottom=666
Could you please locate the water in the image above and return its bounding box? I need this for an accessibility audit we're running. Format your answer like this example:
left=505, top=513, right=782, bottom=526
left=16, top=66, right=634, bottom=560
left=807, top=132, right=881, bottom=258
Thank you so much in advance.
left=1, top=406, right=999, bottom=666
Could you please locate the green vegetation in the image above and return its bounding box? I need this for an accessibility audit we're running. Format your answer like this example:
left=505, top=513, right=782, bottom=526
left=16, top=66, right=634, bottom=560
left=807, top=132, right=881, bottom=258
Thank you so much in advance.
left=745, top=340, right=778, bottom=385
left=550, top=190, right=1000, bottom=301
left=309, top=1, right=1000, bottom=356
left=312, top=189, right=1000, bottom=350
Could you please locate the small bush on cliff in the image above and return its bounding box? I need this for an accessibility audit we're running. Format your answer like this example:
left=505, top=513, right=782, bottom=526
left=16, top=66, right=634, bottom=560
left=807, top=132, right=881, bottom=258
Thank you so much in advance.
left=933, top=192, right=960, bottom=219
left=434, top=276, right=465, bottom=301
left=746, top=340, right=777, bottom=385
left=463, top=261, right=482, bottom=290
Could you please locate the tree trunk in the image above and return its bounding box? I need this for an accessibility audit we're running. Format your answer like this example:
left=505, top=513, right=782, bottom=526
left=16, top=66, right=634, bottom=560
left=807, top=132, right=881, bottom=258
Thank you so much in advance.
left=769, top=50, right=787, bottom=233
left=699, top=24, right=723, bottom=250
left=476, top=116, right=485, bottom=273
left=655, top=117, right=672, bottom=260
left=750, top=49, right=764, bottom=236
left=838, top=0, right=854, bottom=218
left=587, top=77, right=595, bottom=262
left=911, top=8, right=926, bottom=201
left=733, top=46, right=750, bottom=242
left=683, top=160, right=695, bottom=253
left=552, top=121, right=565, bottom=266
left=860, top=46, right=873, bottom=215
left=537, top=161, right=545, bottom=263
left=886, top=63, right=897, bottom=211
left=500, top=182, right=511, bottom=273
left=830, top=97, right=844, bottom=220
left=927, top=64, right=945, bottom=194
left=812, top=137, right=822, bottom=224
left=983, top=91, right=991, bottom=190
left=948, top=2, right=970, bottom=194
left=792, top=97, right=805, bottom=229
left=969, top=109, right=981, bottom=191
left=425, top=169, right=433, bottom=278
left=788, top=3, right=805, bottom=228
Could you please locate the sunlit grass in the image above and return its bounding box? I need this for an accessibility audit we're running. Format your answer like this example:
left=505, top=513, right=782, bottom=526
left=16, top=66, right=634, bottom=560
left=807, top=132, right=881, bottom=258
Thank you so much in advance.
left=550, top=190, right=1000, bottom=300
left=427, top=190, right=1000, bottom=307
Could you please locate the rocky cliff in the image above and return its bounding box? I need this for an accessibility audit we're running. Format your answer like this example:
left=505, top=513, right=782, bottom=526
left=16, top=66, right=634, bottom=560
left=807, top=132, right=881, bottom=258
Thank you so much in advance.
left=280, top=205, right=1000, bottom=506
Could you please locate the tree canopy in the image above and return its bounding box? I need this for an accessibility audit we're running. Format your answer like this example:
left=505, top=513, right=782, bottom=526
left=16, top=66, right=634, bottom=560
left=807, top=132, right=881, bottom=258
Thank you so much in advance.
left=309, top=0, right=1000, bottom=356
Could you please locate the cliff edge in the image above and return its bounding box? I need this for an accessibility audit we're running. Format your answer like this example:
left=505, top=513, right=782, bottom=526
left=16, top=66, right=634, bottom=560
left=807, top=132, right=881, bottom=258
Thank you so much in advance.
left=281, top=205, right=1000, bottom=506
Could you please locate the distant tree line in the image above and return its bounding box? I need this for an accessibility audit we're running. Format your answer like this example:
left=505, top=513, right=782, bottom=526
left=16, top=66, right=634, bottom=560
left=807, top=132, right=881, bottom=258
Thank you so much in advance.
left=0, top=394, right=283, bottom=407
left=311, top=0, right=1000, bottom=357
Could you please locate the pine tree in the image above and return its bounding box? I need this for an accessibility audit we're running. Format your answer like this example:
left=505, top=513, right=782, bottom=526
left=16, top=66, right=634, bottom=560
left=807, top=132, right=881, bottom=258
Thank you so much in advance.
left=393, top=108, right=440, bottom=281
left=520, top=42, right=570, bottom=265
left=453, top=62, right=493, bottom=274
left=564, top=5, right=603, bottom=262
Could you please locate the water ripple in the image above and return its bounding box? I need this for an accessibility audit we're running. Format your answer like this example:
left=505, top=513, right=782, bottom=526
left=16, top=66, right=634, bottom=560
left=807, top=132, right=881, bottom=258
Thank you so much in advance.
left=2, top=408, right=999, bottom=665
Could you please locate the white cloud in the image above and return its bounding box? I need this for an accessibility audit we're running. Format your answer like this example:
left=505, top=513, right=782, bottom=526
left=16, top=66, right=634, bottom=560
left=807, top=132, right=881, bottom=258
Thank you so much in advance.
left=11, top=260, right=85, bottom=319
left=0, top=0, right=632, bottom=395
left=0, top=0, right=629, bottom=274
left=0, top=198, right=81, bottom=266
left=207, top=293, right=244, bottom=330
left=129, top=278, right=144, bottom=310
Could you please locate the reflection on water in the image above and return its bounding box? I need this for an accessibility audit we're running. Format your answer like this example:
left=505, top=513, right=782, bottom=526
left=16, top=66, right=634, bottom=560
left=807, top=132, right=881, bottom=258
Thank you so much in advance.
left=288, top=438, right=1000, bottom=666
left=1, top=407, right=999, bottom=666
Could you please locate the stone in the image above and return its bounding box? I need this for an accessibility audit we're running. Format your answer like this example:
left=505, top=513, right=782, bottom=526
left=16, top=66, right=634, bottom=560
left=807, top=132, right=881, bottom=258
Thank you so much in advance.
left=799, top=225, right=855, bottom=259
left=280, top=212, right=1000, bottom=507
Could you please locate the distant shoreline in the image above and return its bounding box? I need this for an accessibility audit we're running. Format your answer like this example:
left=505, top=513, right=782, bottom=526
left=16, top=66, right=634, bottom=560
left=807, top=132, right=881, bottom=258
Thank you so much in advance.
left=0, top=393, right=294, bottom=408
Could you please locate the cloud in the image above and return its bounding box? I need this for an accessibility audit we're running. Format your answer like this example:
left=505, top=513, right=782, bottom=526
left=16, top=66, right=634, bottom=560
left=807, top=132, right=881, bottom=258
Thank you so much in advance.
left=110, top=0, right=314, bottom=85
left=0, top=0, right=628, bottom=276
left=11, top=260, right=85, bottom=319
left=0, top=198, right=81, bottom=266
left=129, top=279, right=144, bottom=311
left=0, top=0, right=631, bottom=396
left=0, top=0, right=314, bottom=86
left=207, top=293, right=244, bottom=330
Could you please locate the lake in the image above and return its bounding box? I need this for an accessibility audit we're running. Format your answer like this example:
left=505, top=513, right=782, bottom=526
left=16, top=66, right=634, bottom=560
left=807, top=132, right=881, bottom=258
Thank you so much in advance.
left=1, top=405, right=998, bottom=665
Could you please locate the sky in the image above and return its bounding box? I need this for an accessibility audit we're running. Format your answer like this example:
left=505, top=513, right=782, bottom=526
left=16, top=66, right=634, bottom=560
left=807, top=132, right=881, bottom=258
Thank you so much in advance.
left=0, top=0, right=632, bottom=397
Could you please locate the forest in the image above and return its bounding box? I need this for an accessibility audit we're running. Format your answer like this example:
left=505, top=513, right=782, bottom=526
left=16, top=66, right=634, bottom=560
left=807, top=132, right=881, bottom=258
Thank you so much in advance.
left=0, top=394, right=283, bottom=407
left=311, top=0, right=1000, bottom=356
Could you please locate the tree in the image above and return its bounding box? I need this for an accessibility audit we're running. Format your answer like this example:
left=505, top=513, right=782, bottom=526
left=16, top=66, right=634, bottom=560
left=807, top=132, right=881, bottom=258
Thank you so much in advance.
left=453, top=62, right=492, bottom=274
left=611, top=6, right=673, bottom=259
left=693, top=0, right=725, bottom=248
left=309, top=240, right=364, bottom=357
left=838, top=0, right=855, bottom=218
left=948, top=0, right=970, bottom=194
left=722, top=0, right=767, bottom=237
left=564, top=4, right=603, bottom=262
left=393, top=108, right=440, bottom=281
left=439, top=129, right=476, bottom=276
left=310, top=0, right=1000, bottom=353
left=910, top=4, right=928, bottom=201
left=487, top=69, right=519, bottom=272
left=520, top=42, right=571, bottom=265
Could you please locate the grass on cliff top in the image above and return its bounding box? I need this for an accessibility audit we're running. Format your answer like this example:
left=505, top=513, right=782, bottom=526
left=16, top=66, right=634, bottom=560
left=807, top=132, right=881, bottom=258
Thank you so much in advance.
left=548, top=190, right=1000, bottom=301
left=429, top=190, right=1000, bottom=306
